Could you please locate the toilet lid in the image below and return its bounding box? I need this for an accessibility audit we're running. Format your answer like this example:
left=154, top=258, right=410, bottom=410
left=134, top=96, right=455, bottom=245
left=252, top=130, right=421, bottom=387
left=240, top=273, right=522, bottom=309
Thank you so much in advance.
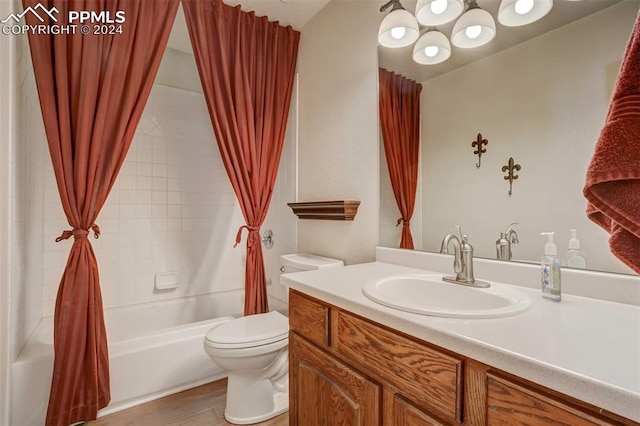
left=205, top=311, right=289, bottom=348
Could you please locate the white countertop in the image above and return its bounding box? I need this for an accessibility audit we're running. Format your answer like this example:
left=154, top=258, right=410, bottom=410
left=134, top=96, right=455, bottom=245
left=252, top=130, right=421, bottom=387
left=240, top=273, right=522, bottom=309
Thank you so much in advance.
left=282, top=261, right=640, bottom=422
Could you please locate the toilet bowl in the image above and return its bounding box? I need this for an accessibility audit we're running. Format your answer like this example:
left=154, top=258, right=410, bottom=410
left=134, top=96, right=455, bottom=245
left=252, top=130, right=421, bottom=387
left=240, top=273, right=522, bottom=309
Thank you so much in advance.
left=204, top=253, right=343, bottom=424
left=204, top=311, right=289, bottom=424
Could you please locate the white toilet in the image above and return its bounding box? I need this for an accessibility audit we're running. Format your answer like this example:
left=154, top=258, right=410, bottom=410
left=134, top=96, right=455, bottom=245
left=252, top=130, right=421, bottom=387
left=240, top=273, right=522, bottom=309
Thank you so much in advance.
left=203, top=253, right=344, bottom=424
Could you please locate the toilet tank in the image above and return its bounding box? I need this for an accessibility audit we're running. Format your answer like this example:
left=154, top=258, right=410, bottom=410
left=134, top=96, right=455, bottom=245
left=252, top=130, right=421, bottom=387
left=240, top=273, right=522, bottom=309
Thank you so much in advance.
left=280, top=253, right=344, bottom=273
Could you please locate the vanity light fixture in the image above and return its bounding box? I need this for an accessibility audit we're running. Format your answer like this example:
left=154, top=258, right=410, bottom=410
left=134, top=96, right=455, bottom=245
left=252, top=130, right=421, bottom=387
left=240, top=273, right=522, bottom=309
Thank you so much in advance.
left=379, top=0, right=554, bottom=64
left=498, top=0, right=553, bottom=27
left=378, top=0, right=420, bottom=48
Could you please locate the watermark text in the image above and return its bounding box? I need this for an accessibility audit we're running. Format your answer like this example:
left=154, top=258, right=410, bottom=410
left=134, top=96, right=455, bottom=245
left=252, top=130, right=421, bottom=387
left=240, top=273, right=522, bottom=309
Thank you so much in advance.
left=1, top=3, right=126, bottom=36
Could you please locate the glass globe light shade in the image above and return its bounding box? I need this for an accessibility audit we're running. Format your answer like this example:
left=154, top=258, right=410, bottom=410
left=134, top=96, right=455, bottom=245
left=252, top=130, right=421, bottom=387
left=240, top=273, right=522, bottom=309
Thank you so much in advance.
left=451, top=7, right=496, bottom=48
left=378, top=8, right=420, bottom=48
left=415, top=0, right=464, bottom=26
left=498, top=0, right=553, bottom=27
left=413, top=30, right=451, bottom=65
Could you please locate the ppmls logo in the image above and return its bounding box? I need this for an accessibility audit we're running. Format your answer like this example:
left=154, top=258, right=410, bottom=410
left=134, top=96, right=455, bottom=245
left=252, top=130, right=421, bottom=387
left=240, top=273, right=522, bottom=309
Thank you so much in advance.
left=1, top=3, right=59, bottom=24
left=2, top=3, right=125, bottom=36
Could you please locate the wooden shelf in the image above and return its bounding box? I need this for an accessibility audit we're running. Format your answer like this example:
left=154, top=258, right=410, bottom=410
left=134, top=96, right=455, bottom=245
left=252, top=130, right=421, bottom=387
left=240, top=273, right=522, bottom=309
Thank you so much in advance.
left=287, top=200, right=360, bottom=221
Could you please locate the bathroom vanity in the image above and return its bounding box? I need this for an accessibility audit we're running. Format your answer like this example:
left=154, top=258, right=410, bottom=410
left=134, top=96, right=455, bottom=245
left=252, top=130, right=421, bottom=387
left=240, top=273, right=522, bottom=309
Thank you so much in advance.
left=283, top=249, right=640, bottom=425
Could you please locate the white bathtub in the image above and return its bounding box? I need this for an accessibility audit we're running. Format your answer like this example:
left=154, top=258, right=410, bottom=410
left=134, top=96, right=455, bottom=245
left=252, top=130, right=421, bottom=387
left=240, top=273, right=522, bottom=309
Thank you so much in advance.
left=11, top=291, right=288, bottom=426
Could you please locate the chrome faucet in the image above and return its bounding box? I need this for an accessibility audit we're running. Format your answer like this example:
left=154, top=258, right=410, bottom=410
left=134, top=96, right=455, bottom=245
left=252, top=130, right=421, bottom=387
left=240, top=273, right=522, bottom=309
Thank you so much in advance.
left=440, top=226, right=490, bottom=288
left=496, top=222, right=520, bottom=261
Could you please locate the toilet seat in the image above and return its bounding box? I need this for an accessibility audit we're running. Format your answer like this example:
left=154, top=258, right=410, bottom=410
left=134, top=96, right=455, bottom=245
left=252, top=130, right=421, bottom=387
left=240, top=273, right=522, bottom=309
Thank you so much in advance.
left=205, top=311, right=289, bottom=349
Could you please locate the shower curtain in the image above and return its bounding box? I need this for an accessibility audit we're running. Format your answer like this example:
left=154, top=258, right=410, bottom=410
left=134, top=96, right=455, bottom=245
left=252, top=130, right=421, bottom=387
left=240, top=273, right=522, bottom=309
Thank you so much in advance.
left=379, top=68, right=422, bottom=250
left=24, top=1, right=179, bottom=424
left=182, top=0, right=300, bottom=315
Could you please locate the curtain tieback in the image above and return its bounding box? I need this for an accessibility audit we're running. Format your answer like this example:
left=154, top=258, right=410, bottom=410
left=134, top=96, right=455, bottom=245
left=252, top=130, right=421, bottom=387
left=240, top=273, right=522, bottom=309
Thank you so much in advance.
left=234, top=225, right=260, bottom=248
left=396, top=218, right=410, bottom=227
left=55, top=224, right=101, bottom=242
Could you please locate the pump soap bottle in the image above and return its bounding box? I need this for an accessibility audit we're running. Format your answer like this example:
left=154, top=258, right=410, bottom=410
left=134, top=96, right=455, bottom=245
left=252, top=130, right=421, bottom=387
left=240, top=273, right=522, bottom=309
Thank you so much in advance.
left=562, top=229, right=586, bottom=269
left=540, top=232, right=561, bottom=301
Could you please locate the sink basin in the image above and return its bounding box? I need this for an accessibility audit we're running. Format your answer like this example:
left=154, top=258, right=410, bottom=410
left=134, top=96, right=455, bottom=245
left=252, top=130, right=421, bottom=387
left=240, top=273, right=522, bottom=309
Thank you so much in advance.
left=362, top=274, right=532, bottom=319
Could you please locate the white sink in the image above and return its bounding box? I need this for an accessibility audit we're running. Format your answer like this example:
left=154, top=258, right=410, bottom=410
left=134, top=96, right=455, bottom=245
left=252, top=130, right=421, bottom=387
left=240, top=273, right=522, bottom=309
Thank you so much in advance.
left=362, top=274, right=532, bottom=319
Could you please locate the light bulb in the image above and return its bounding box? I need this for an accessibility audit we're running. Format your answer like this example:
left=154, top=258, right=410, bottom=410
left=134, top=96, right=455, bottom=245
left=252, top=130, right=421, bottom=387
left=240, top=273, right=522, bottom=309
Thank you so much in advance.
left=465, top=25, right=481, bottom=39
left=514, top=0, right=534, bottom=15
left=391, top=26, right=407, bottom=40
left=430, top=0, right=447, bottom=15
left=424, top=45, right=439, bottom=57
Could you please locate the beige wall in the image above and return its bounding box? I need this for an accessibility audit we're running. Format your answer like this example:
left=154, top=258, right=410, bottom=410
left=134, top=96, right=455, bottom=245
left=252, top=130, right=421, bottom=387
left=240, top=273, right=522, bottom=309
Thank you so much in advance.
left=297, top=0, right=380, bottom=265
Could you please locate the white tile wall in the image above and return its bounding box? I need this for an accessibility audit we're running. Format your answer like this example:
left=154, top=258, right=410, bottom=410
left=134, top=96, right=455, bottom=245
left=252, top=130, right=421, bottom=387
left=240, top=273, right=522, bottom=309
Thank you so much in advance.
left=40, top=85, right=248, bottom=313
left=10, top=33, right=45, bottom=362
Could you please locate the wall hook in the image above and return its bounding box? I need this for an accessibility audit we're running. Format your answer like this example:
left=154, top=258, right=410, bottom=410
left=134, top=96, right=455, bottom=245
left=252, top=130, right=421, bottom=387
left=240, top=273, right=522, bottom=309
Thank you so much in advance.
left=501, top=157, right=521, bottom=196
left=472, top=133, right=488, bottom=168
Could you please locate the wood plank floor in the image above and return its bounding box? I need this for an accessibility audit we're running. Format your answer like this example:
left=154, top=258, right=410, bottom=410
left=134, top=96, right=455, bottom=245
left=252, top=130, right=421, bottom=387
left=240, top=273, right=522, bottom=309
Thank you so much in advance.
left=86, top=379, right=289, bottom=426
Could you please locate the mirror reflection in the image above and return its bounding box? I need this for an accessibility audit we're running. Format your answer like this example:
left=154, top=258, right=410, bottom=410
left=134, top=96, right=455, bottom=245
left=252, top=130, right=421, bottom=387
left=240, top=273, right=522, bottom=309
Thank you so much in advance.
left=379, top=0, right=638, bottom=275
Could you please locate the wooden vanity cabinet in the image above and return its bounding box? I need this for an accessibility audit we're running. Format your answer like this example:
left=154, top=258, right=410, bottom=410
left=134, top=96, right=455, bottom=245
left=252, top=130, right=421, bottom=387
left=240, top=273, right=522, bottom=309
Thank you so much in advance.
left=288, top=290, right=638, bottom=426
left=289, top=333, right=380, bottom=425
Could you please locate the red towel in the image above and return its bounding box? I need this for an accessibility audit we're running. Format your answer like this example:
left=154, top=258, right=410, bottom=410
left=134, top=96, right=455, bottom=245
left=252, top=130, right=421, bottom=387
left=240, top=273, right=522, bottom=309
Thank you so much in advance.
left=584, top=10, right=640, bottom=274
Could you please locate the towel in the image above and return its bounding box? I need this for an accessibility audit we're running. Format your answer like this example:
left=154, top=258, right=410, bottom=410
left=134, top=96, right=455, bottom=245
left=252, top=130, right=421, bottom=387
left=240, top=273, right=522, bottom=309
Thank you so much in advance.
left=584, top=10, right=640, bottom=274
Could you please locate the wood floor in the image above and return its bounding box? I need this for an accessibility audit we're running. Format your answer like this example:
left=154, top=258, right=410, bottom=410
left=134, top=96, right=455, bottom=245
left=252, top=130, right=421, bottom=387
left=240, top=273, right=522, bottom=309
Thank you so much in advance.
left=86, top=379, right=289, bottom=426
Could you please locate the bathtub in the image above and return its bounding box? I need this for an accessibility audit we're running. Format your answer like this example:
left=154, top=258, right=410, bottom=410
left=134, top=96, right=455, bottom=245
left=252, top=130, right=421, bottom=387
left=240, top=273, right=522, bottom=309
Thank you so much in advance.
left=11, top=291, right=288, bottom=426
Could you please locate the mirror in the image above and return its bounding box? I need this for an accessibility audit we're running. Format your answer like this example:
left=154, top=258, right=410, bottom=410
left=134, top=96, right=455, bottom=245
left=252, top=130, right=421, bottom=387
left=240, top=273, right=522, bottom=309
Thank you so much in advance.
left=379, top=0, right=638, bottom=275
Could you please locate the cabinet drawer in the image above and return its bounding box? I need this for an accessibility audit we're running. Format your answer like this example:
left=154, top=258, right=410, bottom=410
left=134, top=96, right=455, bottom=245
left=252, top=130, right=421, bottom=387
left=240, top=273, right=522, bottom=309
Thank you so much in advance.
left=487, top=373, right=617, bottom=426
left=334, top=310, right=463, bottom=424
left=289, top=290, right=330, bottom=347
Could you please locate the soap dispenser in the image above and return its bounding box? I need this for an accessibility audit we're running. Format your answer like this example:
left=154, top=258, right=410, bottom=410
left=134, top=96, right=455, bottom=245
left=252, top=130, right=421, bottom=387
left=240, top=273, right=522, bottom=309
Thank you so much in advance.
left=540, top=232, right=561, bottom=301
left=562, top=229, right=586, bottom=269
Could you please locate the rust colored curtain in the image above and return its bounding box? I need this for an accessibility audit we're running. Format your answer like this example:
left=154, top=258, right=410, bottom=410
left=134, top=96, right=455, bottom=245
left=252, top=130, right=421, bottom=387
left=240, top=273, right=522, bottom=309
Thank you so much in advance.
left=182, top=0, right=300, bottom=315
left=379, top=68, right=422, bottom=249
left=24, top=1, right=179, bottom=424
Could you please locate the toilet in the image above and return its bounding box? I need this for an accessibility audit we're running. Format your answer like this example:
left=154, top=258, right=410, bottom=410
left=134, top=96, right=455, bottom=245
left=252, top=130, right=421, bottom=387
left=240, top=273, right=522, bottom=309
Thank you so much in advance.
left=203, top=253, right=344, bottom=424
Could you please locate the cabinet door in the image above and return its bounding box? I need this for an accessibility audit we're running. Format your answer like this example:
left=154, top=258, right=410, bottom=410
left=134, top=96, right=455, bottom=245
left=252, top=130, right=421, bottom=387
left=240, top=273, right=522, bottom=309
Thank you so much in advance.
left=290, top=332, right=381, bottom=426
left=393, top=395, right=445, bottom=426
left=334, top=310, right=463, bottom=423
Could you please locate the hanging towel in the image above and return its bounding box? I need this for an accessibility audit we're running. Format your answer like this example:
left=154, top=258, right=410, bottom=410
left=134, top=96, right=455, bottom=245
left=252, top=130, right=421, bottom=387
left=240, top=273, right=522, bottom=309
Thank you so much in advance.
left=584, top=10, right=640, bottom=274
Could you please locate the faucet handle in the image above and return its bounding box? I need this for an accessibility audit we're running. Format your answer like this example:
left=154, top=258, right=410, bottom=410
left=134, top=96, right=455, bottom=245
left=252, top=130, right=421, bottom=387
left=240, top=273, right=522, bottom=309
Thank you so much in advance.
left=461, top=234, right=473, bottom=251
